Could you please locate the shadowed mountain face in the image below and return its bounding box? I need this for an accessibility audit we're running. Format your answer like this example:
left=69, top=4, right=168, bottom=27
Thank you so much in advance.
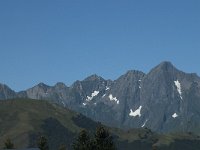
left=1, top=99, right=200, bottom=150
left=1, top=61, right=200, bottom=133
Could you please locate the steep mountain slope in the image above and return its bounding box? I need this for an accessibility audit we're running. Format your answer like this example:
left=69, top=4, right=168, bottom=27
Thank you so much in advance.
left=0, top=99, right=200, bottom=150
left=138, top=62, right=200, bottom=133
left=0, top=83, right=16, bottom=99
left=1, top=61, right=200, bottom=134
left=0, top=99, right=79, bottom=150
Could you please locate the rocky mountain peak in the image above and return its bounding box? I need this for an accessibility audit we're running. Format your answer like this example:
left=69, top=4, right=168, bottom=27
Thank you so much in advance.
left=146, top=61, right=179, bottom=80
left=124, top=70, right=145, bottom=78
left=37, top=82, right=50, bottom=88
left=54, top=82, right=67, bottom=88
left=115, top=70, right=145, bottom=84
left=0, top=83, right=16, bottom=99
left=158, top=61, right=174, bottom=67
left=0, top=84, right=12, bottom=91
left=151, top=61, right=177, bottom=72
left=84, top=74, right=105, bottom=82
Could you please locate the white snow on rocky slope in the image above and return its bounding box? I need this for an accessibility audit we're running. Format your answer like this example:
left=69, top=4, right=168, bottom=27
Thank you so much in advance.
left=86, top=91, right=99, bottom=101
left=174, top=80, right=183, bottom=99
left=141, top=119, right=148, bottom=127
left=139, top=80, right=142, bottom=89
left=108, top=94, right=119, bottom=104
left=106, top=86, right=110, bottom=90
left=129, top=106, right=142, bottom=117
left=172, top=113, right=178, bottom=118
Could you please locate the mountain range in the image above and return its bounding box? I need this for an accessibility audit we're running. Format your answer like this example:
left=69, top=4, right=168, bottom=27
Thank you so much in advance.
left=1, top=99, right=200, bottom=150
left=1, top=61, right=200, bottom=134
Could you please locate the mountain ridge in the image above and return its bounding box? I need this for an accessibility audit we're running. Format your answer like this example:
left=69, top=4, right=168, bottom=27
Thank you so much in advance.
left=1, top=61, right=198, bottom=93
left=1, top=61, right=200, bottom=134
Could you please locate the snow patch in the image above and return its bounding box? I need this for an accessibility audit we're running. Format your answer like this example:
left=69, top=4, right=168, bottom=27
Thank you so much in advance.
left=141, top=119, right=148, bottom=127
left=106, top=86, right=110, bottom=90
left=174, top=80, right=183, bottom=99
left=82, top=103, right=86, bottom=106
left=172, top=113, right=178, bottom=118
left=86, top=91, right=99, bottom=101
left=109, top=94, right=119, bottom=104
left=129, top=106, right=142, bottom=117
left=102, top=94, right=106, bottom=98
left=138, top=80, right=142, bottom=89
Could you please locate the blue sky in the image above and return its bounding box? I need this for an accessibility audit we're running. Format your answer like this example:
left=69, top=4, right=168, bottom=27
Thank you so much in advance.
left=0, top=0, right=200, bottom=91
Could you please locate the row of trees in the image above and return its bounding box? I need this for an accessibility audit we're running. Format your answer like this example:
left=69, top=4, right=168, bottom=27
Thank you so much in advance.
left=3, top=124, right=116, bottom=150
left=73, top=125, right=116, bottom=150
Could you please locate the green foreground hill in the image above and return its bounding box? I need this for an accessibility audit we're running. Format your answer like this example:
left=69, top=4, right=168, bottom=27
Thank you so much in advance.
left=0, top=99, right=200, bottom=150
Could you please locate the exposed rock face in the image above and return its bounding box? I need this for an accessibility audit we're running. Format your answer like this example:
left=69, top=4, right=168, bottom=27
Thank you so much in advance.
left=0, top=83, right=16, bottom=99
left=138, top=62, right=200, bottom=133
left=1, top=61, right=200, bottom=133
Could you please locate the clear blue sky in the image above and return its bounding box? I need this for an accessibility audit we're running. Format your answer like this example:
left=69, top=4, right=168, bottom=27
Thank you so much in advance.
left=0, top=0, right=200, bottom=91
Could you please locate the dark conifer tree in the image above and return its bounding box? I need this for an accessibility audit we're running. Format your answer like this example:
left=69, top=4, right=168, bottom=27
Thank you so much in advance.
left=94, top=124, right=116, bottom=150
left=72, top=129, right=93, bottom=150
left=4, top=138, right=14, bottom=149
left=37, top=136, right=49, bottom=150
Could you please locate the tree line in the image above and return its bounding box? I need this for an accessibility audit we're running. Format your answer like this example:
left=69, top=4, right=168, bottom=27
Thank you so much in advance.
left=3, top=124, right=116, bottom=150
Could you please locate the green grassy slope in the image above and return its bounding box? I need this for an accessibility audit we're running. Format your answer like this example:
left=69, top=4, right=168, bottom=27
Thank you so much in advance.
left=0, top=99, right=200, bottom=150
left=0, top=99, right=81, bottom=149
